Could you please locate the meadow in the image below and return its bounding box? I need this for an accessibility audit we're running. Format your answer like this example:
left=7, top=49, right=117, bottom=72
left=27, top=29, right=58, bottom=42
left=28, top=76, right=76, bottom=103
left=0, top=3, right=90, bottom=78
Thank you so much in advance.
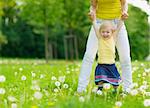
left=0, top=58, right=150, bottom=108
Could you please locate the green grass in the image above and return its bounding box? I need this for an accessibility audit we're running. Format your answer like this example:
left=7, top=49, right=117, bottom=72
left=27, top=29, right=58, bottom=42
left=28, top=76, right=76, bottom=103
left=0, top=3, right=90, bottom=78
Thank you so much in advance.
left=0, top=59, right=150, bottom=108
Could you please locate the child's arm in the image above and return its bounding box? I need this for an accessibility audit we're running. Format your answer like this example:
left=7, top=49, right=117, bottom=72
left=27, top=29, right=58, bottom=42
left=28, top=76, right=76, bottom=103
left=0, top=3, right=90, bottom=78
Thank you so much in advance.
left=89, top=0, right=97, bottom=21
left=92, top=21, right=100, bottom=38
left=120, top=0, right=129, bottom=20
left=113, top=20, right=123, bottom=39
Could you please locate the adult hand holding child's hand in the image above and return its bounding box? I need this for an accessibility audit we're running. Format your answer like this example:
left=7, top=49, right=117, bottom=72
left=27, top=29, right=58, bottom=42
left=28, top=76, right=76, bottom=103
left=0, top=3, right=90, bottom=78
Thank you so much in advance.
left=88, top=7, right=96, bottom=21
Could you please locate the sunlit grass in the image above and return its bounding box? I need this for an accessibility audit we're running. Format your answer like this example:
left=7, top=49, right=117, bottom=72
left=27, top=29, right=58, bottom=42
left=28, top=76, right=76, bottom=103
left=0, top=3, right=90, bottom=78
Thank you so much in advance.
left=0, top=59, right=149, bottom=108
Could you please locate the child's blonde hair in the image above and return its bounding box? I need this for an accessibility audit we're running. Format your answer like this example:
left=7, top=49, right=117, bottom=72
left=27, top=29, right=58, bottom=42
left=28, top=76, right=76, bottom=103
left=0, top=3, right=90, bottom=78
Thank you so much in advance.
left=99, top=21, right=115, bottom=32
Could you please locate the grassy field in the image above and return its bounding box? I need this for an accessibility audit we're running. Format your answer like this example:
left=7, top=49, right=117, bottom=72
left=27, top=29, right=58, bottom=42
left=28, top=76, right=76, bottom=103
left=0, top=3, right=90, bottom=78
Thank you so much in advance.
left=0, top=58, right=150, bottom=108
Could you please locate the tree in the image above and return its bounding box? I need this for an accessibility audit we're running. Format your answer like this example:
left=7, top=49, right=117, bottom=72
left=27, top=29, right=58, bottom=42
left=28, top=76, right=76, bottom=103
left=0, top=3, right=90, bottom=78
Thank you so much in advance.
left=20, top=0, right=64, bottom=63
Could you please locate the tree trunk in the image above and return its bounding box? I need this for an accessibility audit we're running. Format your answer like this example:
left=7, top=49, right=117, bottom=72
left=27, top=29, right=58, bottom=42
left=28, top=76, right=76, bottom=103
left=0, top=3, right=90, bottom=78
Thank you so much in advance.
left=44, top=25, right=49, bottom=63
left=43, top=7, right=49, bottom=63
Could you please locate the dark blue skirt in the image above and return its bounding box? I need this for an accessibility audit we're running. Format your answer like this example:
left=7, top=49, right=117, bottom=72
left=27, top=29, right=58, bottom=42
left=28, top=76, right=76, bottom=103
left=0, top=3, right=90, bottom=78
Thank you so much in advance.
left=95, top=64, right=121, bottom=86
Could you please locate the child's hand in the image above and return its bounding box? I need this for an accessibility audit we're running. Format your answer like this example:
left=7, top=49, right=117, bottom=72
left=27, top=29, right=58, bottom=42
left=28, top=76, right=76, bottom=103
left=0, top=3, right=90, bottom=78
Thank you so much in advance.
left=121, top=11, right=129, bottom=20
left=88, top=8, right=96, bottom=21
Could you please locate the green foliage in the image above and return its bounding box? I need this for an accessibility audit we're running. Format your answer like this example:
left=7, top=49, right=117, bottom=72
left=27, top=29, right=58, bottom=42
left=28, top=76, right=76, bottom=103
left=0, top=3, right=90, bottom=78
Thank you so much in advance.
left=0, top=1, right=149, bottom=60
left=126, top=5, right=149, bottom=60
left=0, top=59, right=150, bottom=107
left=0, top=32, right=7, bottom=45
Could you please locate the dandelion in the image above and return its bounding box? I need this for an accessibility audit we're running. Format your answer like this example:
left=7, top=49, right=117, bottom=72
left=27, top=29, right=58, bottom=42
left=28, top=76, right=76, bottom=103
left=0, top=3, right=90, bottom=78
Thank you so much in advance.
left=97, top=90, right=103, bottom=95
left=19, top=68, right=23, bottom=71
left=143, top=81, right=147, bottom=85
left=40, top=74, right=44, bottom=79
left=125, top=88, right=131, bottom=93
left=121, top=93, right=127, bottom=98
left=103, top=83, right=111, bottom=90
left=0, top=75, right=6, bottom=82
left=79, top=96, right=85, bottom=102
left=139, top=85, right=147, bottom=91
left=138, top=74, right=141, bottom=78
left=55, top=81, right=61, bottom=87
left=66, top=70, right=70, bottom=74
left=54, top=88, right=59, bottom=93
left=145, top=92, right=150, bottom=97
left=8, top=96, right=17, bottom=102
left=145, top=68, right=150, bottom=73
left=63, top=84, right=69, bottom=89
left=144, top=99, right=150, bottom=107
left=14, top=72, right=18, bottom=76
left=142, top=72, right=146, bottom=77
left=51, top=76, right=57, bottom=81
left=21, top=75, right=26, bottom=81
left=0, top=88, right=6, bottom=95
left=31, top=72, right=36, bottom=77
left=92, top=87, right=97, bottom=93
left=32, top=80, right=38, bottom=85
left=130, top=89, right=138, bottom=96
left=11, top=103, right=17, bottom=108
left=58, top=76, right=65, bottom=83
left=130, top=83, right=138, bottom=88
left=115, top=101, right=122, bottom=107
left=140, top=63, right=144, bottom=66
left=34, top=91, right=43, bottom=100
left=31, top=85, right=40, bottom=91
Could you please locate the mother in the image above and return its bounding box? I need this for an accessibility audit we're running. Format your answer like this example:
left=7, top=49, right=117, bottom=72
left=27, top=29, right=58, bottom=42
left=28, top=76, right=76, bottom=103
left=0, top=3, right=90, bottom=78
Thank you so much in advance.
left=77, top=0, right=132, bottom=92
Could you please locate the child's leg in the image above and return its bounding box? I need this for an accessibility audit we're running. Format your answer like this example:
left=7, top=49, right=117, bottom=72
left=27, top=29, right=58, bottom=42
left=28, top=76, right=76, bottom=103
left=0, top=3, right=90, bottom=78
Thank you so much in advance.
left=98, top=81, right=103, bottom=90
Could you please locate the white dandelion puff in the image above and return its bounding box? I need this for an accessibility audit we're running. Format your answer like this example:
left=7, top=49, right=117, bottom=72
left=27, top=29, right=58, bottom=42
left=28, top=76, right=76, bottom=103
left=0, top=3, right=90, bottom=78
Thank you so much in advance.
left=97, top=90, right=103, bottom=95
left=19, top=68, right=23, bottom=71
left=58, top=76, right=65, bottom=83
left=0, top=88, right=6, bottom=94
left=0, top=75, right=6, bottom=82
left=63, top=84, right=69, bottom=89
left=115, top=101, right=122, bottom=107
left=21, top=75, right=26, bottom=81
left=34, top=91, right=43, bottom=100
left=103, top=83, right=111, bottom=90
left=138, top=74, right=141, bottom=78
left=40, top=74, right=44, bottom=79
left=125, top=88, right=131, bottom=93
left=31, top=72, right=36, bottom=77
left=54, top=88, right=59, bottom=93
left=145, top=92, right=150, bottom=97
left=143, top=81, right=147, bottom=85
left=14, top=72, right=18, bottom=76
left=144, top=99, right=150, bottom=107
left=142, top=72, right=147, bottom=77
left=79, top=96, right=85, bottom=102
left=8, top=96, right=17, bottom=102
left=140, top=63, right=144, bottom=66
left=55, top=81, right=61, bottom=87
left=92, top=87, right=98, bottom=93
left=51, top=76, right=57, bottom=81
left=11, top=103, right=17, bottom=108
left=130, top=89, right=138, bottom=96
left=31, top=85, right=40, bottom=91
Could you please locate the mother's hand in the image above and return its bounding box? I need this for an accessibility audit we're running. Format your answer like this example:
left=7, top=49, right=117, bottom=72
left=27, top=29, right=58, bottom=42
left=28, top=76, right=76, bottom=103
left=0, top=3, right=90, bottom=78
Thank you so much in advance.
left=88, top=10, right=96, bottom=21
left=121, top=11, right=129, bottom=20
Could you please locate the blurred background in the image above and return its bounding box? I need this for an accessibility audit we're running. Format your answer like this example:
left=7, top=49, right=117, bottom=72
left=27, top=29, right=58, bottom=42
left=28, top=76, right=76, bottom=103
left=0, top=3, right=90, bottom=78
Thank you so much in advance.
left=0, top=0, right=149, bottom=62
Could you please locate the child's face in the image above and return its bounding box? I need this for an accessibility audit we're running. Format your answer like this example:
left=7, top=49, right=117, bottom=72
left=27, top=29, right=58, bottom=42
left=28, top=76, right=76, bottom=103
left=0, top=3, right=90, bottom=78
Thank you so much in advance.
left=100, top=28, right=113, bottom=39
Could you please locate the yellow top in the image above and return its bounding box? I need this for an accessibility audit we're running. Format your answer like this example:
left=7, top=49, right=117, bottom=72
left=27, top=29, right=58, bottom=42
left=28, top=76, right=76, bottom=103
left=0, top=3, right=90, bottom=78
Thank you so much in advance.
left=96, top=0, right=122, bottom=19
left=98, top=36, right=116, bottom=64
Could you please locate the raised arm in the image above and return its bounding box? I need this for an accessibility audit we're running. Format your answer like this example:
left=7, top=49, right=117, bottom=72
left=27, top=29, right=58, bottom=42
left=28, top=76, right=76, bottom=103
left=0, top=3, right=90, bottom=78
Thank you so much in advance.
left=88, top=0, right=97, bottom=21
left=113, top=20, right=123, bottom=38
left=120, top=0, right=129, bottom=20
left=92, top=21, right=100, bottom=38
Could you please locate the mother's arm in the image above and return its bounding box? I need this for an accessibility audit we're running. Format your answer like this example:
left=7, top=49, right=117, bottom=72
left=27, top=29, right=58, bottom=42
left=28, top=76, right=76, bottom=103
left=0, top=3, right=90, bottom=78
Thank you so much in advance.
left=120, top=0, right=129, bottom=20
left=88, top=0, right=97, bottom=21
